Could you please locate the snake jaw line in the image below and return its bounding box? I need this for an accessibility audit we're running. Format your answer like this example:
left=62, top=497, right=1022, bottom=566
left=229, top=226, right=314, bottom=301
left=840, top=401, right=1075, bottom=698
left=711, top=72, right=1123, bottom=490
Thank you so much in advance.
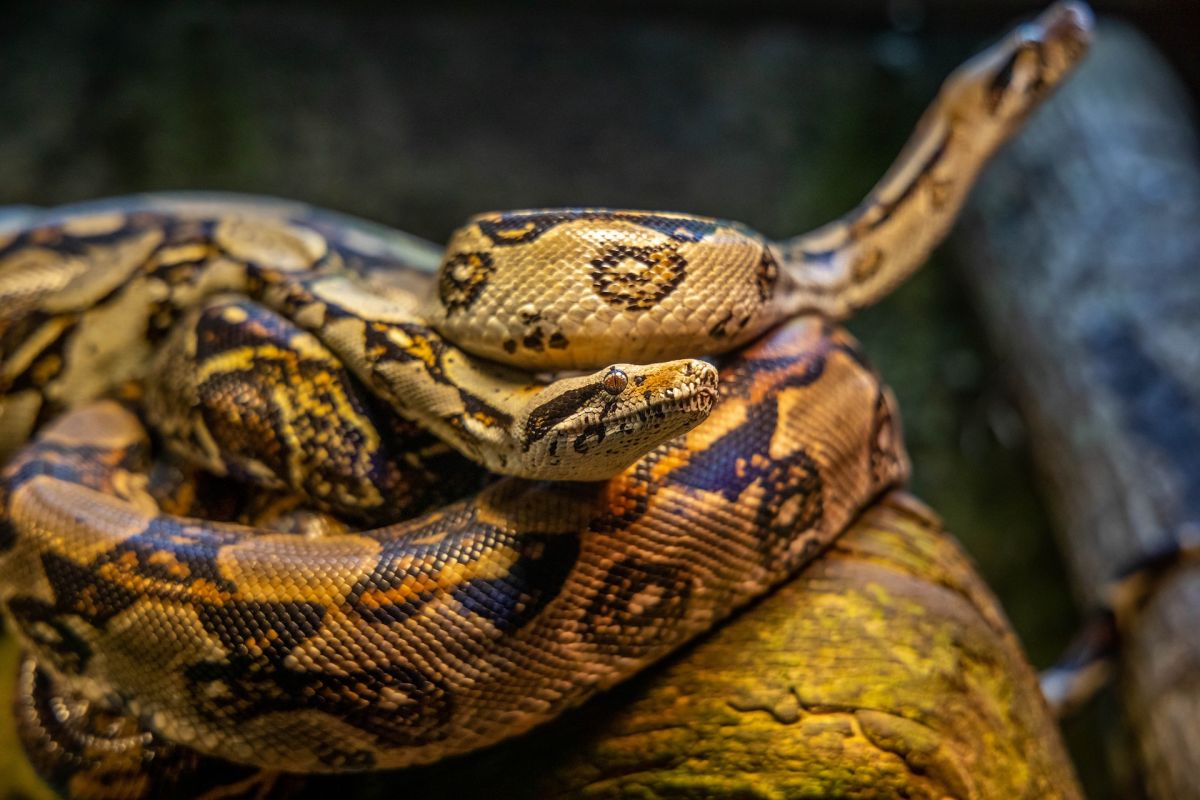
left=515, top=358, right=718, bottom=482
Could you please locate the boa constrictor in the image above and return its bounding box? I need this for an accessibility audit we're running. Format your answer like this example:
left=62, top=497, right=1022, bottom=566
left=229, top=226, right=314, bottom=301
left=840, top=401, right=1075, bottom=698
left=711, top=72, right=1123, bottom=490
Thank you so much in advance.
left=0, top=4, right=1090, bottom=797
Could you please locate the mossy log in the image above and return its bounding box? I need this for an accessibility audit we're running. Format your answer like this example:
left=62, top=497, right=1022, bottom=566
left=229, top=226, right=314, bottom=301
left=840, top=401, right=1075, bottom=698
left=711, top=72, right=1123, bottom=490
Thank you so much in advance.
left=956, top=22, right=1200, bottom=800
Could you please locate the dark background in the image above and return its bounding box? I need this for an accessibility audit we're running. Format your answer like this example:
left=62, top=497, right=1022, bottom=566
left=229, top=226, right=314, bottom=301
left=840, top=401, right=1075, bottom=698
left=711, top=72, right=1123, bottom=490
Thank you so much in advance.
left=3, top=2, right=1198, bottom=797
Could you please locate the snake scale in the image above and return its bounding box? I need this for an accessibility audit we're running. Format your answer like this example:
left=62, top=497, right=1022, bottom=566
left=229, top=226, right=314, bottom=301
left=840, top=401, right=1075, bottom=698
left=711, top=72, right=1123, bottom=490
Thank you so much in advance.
left=0, top=5, right=1089, bottom=798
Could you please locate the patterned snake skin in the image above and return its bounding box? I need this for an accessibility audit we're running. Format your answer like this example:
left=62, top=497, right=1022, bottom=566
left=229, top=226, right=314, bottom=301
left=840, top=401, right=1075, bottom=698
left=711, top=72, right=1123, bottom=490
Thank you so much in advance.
left=0, top=4, right=1090, bottom=797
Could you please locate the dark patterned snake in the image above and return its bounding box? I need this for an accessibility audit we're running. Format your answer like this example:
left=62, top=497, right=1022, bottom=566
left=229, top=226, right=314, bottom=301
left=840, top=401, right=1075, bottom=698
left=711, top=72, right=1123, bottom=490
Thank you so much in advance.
left=0, top=4, right=1090, bottom=797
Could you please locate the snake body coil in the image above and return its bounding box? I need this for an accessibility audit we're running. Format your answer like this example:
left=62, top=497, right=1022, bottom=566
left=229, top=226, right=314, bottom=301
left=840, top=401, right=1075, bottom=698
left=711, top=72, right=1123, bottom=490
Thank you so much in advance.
left=0, top=4, right=1090, bottom=796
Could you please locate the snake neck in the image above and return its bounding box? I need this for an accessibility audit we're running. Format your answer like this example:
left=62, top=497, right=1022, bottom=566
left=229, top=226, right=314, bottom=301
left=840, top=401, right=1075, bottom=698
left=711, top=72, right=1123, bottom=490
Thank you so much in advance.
left=771, top=1, right=1092, bottom=319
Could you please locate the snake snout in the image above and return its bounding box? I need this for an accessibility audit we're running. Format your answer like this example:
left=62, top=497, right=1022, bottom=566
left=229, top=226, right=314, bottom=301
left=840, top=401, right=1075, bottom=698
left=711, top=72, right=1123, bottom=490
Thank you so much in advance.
left=516, top=358, right=719, bottom=482
left=1043, top=1, right=1094, bottom=46
left=1027, top=2, right=1093, bottom=76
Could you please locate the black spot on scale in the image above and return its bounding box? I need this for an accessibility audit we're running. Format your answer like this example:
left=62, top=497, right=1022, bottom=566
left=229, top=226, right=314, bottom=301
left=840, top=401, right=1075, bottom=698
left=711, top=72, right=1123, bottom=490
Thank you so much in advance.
left=503, top=339, right=517, bottom=354
left=101, top=517, right=242, bottom=596
left=193, top=300, right=294, bottom=358
left=708, top=311, right=752, bottom=340
left=349, top=522, right=580, bottom=634
left=987, top=47, right=1021, bottom=114
left=523, top=327, right=545, bottom=352
left=356, top=319, right=451, bottom=385
left=5, top=595, right=95, bottom=675
left=717, top=346, right=831, bottom=397
left=709, top=312, right=733, bottom=339
left=754, top=450, right=823, bottom=543
left=672, top=408, right=824, bottom=566
left=756, top=247, right=780, bottom=302
left=4, top=550, right=141, bottom=673
left=459, top=391, right=515, bottom=429
left=450, top=532, right=580, bottom=632
left=573, top=422, right=607, bottom=453
left=195, top=601, right=326, bottom=660
left=183, top=645, right=452, bottom=752
left=15, top=657, right=262, bottom=799
left=671, top=416, right=773, bottom=502
left=611, top=212, right=723, bottom=243
left=669, top=352, right=826, bottom=505
left=38, top=551, right=141, bottom=626
left=590, top=243, right=687, bottom=311
left=869, top=389, right=904, bottom=487
left=523, top=382, right=605, bottom=447
left=579, top=554, right=692, bottom=657
left=475, top=210, right=726, bottom=247
left=476, top=213, right=565, bottom=246
left=438, top=251, right=495, bottom=314
left=548, top=331, right=569, bottom=350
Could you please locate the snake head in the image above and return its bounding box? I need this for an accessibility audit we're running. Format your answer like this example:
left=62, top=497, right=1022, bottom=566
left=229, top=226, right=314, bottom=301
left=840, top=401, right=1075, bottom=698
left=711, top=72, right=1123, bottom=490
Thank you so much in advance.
left=516, top=358, right=719, bottom=482
left=944, top=1, right=1092, bottom=128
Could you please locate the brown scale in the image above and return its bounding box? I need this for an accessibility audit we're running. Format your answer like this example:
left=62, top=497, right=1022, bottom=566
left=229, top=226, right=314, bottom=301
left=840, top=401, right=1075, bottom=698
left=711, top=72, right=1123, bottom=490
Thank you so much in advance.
left=588, top=242, right=688, bottom=311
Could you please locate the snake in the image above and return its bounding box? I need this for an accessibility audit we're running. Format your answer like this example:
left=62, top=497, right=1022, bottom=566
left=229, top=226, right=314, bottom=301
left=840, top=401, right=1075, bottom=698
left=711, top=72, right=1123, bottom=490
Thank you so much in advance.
left=0, top=4, right=1090, bottom=797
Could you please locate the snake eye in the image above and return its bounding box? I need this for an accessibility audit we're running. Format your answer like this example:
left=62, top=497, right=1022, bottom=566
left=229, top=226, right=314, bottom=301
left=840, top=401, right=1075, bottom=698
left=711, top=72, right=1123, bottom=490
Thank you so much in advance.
left=602, top=368, right=628, bottom=395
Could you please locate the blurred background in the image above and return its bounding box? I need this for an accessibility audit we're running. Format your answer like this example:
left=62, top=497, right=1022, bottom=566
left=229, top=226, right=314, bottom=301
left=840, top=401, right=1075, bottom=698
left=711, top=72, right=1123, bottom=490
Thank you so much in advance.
left=3, top=2, right=1199, bottom=798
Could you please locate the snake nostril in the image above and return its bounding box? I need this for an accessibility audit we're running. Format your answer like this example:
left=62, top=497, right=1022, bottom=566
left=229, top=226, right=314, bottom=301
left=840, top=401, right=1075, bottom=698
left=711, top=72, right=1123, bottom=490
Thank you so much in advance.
left=602, top=368, right=628, bottom=395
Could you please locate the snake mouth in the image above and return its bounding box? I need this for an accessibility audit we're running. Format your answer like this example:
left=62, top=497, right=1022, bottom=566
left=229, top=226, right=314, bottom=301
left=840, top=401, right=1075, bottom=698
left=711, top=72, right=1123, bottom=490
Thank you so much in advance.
left=519, top=359, right=719, bottom=481
left=569, top=364, right=719, bottom=447
left=557, top=374, right=718, bottom=479
left=578, top=362, right=715, bottom=431
left=616, top=366, right=720, bottom=431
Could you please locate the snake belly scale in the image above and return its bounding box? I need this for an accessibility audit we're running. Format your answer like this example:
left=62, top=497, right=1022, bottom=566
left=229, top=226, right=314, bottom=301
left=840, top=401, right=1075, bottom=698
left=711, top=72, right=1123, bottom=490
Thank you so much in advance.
left=0, top=3, right=1090, bottom=795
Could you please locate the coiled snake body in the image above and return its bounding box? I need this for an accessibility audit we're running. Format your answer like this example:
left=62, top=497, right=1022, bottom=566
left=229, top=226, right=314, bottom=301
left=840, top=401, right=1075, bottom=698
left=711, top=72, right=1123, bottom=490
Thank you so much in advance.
left=0, top=5, right=1089, bottom=797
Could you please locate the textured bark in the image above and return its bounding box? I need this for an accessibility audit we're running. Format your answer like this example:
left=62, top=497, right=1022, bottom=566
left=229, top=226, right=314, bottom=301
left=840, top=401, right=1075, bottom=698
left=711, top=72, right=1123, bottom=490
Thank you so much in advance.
left=956, top=22, right=1200, bottom=800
